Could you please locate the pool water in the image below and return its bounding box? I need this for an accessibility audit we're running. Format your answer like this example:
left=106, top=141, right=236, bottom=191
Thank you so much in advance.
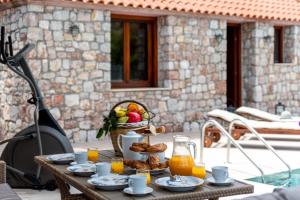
left=247, top=168, right=300, bottom=188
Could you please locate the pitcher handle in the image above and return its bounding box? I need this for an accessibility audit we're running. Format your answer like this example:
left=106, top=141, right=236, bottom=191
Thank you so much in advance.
left=117, top=134, right=123, bottom=153
left=188, top=142, right=197, bottom=160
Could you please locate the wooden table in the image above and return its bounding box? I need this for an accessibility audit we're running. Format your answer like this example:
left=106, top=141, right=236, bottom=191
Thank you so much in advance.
left=35, top=150, right=254, bottom=200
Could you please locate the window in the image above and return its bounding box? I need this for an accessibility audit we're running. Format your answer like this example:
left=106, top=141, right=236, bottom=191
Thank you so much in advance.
left=111, top=15, right=157, bottom=88
left=274, top=26, right=283, bottom=63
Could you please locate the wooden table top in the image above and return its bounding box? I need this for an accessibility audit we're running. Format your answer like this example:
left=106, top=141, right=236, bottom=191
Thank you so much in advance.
left=35, top=150, right=254, bottom=200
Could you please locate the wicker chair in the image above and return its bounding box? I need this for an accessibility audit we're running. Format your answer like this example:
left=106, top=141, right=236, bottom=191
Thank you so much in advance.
left=0, top=161, right=6, bottom=184
left=0, top=161, right=86, bottom=200
left=0, top=160, right=22, bottom=200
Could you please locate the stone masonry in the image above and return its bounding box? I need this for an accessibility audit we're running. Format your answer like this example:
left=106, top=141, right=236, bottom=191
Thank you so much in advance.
left=242, top=22, right=300, bottom=114
left=0, top=5, right=111, bottom=141
left=0, top=5, right=227, bottom=142
left=1, top=4, right=300, bottom=143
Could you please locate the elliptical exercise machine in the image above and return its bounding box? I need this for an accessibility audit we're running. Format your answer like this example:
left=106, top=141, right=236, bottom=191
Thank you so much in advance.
left=0, top=26, right=73, bottom=189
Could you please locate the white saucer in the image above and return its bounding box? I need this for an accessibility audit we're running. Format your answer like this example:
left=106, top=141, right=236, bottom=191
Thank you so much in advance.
left=206, top=177, right=234, bottom=186
left=90, top=173, right=112, bottom=178
left=70, top=161, right=93, bottom=166
left=123, top=187, right=153, bottom=196
left=155, top=176, right=204, bottom=192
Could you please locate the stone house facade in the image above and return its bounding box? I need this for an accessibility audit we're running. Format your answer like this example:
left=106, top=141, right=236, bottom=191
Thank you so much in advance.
left=0, top=0, right=300, bottom=142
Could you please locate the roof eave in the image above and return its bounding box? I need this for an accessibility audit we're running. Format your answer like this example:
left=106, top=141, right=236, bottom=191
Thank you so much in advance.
left=1, top=0, right=300, bottom=25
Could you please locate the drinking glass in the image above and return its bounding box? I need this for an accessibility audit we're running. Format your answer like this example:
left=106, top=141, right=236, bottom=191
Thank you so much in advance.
left=192, top=163, right=206, bottom=179
left=111, top=158, right=124, bottom=174
left=136, top=169, right=151, bottom=185
left=87, top=147, right=99, bottom=162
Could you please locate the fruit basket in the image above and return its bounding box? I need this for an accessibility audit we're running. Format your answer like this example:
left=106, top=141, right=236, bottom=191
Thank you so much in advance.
left=97, top=100, right=156, bottom=156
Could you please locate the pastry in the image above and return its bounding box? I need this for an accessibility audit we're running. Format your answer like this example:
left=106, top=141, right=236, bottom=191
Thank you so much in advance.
left=146, top=143, right=167, bottom=153
left=148, top=155, right=160, bottom=169
left=132, top=142, right=150, bottom=149
left=129, top=145, right=146, bottom=152
left=158, top=161, right=169, bottom=169
left=148, top=155, right=160, bottom=165
left=129, top=142, right=150, bottom=152
left=132, top=160, right=150, bottom=170
left=123, top=159, right=134, bottom=166
left=124, top=160, right=150, bottom=170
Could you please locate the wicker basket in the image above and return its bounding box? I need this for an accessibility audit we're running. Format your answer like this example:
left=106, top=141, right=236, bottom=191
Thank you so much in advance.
left=108, top=100, right=154, bottom=156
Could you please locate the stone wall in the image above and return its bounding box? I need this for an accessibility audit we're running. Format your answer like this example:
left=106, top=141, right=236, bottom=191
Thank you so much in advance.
left=0, top=5, right=227, bottom=142
left=111, top=16, right=227, bottom=133
left=242, top=22, right=300, bottom=114
left=0, top=5, right=112, bottom=142
left=0, top=6, right=32, bottom=140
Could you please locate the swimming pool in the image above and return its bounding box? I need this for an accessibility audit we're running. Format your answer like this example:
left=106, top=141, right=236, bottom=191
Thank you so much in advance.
left=247, top=168, right=300, bottom=188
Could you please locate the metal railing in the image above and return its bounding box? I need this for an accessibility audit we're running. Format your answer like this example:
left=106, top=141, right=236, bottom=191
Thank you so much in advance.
left=228, top=118, right=292, bottom=179
left=201, top=119, right=266, bottom=182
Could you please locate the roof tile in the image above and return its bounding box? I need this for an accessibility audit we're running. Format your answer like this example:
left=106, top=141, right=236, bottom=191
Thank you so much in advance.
left=1, top=0, right=300, bottom=22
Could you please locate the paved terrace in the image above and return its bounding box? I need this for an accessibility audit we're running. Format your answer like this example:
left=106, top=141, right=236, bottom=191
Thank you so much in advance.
left=5, top=132, right=300, bottom=200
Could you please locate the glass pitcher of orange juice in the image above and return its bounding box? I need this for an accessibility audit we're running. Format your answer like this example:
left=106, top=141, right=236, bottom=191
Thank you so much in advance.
left=169, top=135, right=196, bottom=176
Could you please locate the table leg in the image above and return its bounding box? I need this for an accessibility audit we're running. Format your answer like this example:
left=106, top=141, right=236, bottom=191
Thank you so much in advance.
left=54, top=175, right=88, bottom=200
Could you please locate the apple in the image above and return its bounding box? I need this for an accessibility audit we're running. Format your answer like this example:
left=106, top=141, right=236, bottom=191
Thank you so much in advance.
left=118, top=116, right=129, bottom=123
left=127, top=112, right=142, bottom=123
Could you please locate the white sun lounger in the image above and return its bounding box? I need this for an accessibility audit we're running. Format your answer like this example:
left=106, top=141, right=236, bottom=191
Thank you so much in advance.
left=236, top=106, right=300, bottom=122
left=204, top=109, right=300, bottom=147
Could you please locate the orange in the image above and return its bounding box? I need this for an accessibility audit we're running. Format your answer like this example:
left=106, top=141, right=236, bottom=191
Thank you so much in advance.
left=127, top=103, right=139, bottom=112
left=138, top=108, right=145, bottom=115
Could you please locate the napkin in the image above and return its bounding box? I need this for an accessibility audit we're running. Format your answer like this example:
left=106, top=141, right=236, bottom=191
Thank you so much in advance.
left=91, top=175, right=128, bottom=186
left=167, top=176, right=195, bottom=187
left=49, top=153, right=74, bottom=161
left=69, top=164, right=95, bottom=172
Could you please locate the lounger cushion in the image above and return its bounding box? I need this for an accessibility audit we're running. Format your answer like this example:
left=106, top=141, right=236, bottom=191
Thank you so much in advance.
left=236, top=107, right=300, bottom=122
left=239, top=187, right=300, bottom=200
left=208, top=109, right=300, bottom=130
left=0, top=183, right=21, bottom=200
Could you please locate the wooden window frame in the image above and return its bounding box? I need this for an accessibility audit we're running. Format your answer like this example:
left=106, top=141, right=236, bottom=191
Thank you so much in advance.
left=274, top=26, right=284, bottom=63
left=111, top=14, right=158, bottom=88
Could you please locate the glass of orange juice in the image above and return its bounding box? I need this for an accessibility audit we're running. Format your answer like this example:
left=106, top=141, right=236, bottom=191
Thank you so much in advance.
left=192, top=163, right=206, bottom=179
left=87, top=147, right=99, bottom=162
left=111, top=158, right=124, bottom=174
left=136, top=169, right=151, bottom=185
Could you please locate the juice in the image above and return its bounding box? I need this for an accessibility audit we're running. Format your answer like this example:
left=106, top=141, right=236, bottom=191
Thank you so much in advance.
left=192, top=164, right=206, bottom=179
left=169, top=155, right=195, bottom=176
left=87, top=148, right=99, bottom=162
left=111, top=161, right=124, bottom=174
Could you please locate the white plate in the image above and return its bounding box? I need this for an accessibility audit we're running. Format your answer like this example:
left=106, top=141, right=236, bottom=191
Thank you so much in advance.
left=67, top=163, right=96, bottom=177
left=123, top=187, right=153, bottom=196
left=87, top=174, right=129, bottom=190
left=117, top=121, right=148, bottom=128
left=47, top=153, right=74, bottom=164
left=70, top=161, right=93, bottom=166
left=155, top=176, right=204, bottom=192
left=206, top=177, right=234, bottom=186
left=90, top=173, right=114, bottom=178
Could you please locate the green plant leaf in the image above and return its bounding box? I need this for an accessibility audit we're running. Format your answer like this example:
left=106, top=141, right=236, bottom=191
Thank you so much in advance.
left=96, top=128, right=104, bottom=139
left=97, top=114, right=119, bottom=139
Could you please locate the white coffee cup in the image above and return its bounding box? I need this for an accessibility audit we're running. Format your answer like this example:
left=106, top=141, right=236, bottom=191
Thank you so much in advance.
left=96, top=162, right=111, bottom=176
left=74, top=152, right=87, bottom=164
left=212, top=166, right=229, bottom=183
left=129, top=174, right=147, bottom=194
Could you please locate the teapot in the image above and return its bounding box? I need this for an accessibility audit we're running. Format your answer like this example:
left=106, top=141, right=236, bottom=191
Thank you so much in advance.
left=169, top=135, right=196, bottom=176
left=117, top=131, right=144, bottom=160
